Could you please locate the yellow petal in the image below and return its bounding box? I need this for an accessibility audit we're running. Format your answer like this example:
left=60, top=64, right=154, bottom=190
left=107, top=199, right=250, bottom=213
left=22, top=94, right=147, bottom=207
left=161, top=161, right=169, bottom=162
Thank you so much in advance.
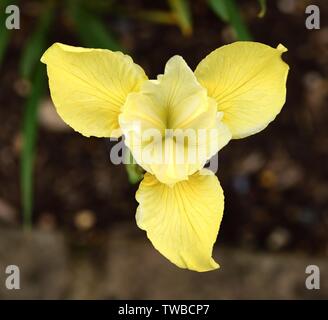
left=194, top=42, right=289, bottom=139
left=120, top=56, right=231, bottom=184
left=41, top=43, right=147, bottom=138
left=120, top=56, right=210, bottom=132
left=136, top=169, right=224, bottom=272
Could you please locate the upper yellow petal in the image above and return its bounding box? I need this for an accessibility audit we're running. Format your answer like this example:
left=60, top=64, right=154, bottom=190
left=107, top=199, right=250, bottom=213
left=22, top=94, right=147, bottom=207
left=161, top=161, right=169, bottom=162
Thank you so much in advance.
left=120, top=55, right=210, bottom=132
left=136, top=169, right=224, bottom=272
left=41, top=43, right=147, bottom=138
left=194, top=41, right=289, bottom=139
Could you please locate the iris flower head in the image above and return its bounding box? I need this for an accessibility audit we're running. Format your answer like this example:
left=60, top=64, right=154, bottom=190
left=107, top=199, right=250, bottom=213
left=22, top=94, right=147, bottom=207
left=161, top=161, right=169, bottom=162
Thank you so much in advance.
left=41, top=41, right=289, bottom=272
left=119, top=55, right=231, bottom=185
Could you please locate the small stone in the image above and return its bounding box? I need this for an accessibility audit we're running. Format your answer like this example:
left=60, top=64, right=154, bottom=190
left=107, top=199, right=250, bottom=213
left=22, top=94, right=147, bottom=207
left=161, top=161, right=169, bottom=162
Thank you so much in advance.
left=37, top=212, right=56, bottom=231
left=12, top=133, right=22, bottom=155
left=232, top=175, right=250, bottom=195
left=74, top=210, right=96, bottom=231
left=0, top=198, right=17, bottom=224
left=259, top=169, right=277, bottom=189
left=237, top=152, right=265, bottom=175
left=277, top=0, right=298, bottom=14
left=38, top=98, right=70, bottom=132
left=297, top=208, right=317, bottom=225
left=267, top=228, right=290, bottom=251
left=303, top=72, right=328, bottom=113
left=13, top=78, right=31, bottom=97
left=221, top=26, right=237, bottom=43
left=278, top=166, right=303, bottom=190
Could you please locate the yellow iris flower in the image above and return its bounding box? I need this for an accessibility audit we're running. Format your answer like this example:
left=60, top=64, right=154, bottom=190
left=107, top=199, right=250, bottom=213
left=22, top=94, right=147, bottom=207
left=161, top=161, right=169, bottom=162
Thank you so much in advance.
left=41, top=41, right=289, bottom=272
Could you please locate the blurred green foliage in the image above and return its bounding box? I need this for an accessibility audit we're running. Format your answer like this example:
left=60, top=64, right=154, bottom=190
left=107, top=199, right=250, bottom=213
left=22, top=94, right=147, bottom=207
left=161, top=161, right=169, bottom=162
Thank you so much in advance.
left=124, top=149, right=144, bottom=185
left=258, top=0, right=267, bottom=18
left=21, top=65, right=46, bottom=230
left=20, top=1, right=54, bottom=230
left=0, top=0, right=266, bottom=228
left=68, top=0, right=122, bottom=50
left=168, top=0, right=193, bottom=36
left=208, top=0, right=253, bottom=40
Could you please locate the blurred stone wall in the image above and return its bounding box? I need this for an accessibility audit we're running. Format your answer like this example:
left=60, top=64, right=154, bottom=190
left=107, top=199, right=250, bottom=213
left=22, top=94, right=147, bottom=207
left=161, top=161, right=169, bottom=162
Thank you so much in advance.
left=0, top=224, right=327, bottom=299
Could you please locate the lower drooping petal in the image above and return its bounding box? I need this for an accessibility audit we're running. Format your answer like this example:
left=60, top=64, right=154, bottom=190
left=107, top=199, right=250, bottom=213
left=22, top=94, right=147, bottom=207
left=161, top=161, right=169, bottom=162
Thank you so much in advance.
left=41, top=43, right=147, bottom=138
left=194, top=41, right=289, bottom=139
left=136, top=169, right=224, bottom=272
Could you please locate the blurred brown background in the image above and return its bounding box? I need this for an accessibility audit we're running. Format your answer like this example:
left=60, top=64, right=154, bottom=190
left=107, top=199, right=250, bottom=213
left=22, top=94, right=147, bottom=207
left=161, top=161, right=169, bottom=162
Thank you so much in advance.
left=0, top=0, right=327, bottom=299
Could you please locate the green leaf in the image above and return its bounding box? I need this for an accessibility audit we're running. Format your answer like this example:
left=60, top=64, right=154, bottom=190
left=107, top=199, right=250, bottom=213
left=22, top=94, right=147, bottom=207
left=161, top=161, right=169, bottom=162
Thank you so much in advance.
left=69, top=1, right=122, bottom=51
left=207, top=0, right=229, bottom=22
left=135, top=10, right=176, bottom=25
left=209, top=0, right=253, bottom=41
left=0, top=25, right=10, bottom=68
left=20, top=1, right=54, bottom=230
left=81, top=0, right=115, bottom=13
left=21, top=65, right=46, bottom=230
left=20, top=1, right=54, bottom=79
left=124, top=149, right=144, bottom=184
left=168, top=0, right=193, bottom=36
left=258, top=0, right=267, bottom=18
